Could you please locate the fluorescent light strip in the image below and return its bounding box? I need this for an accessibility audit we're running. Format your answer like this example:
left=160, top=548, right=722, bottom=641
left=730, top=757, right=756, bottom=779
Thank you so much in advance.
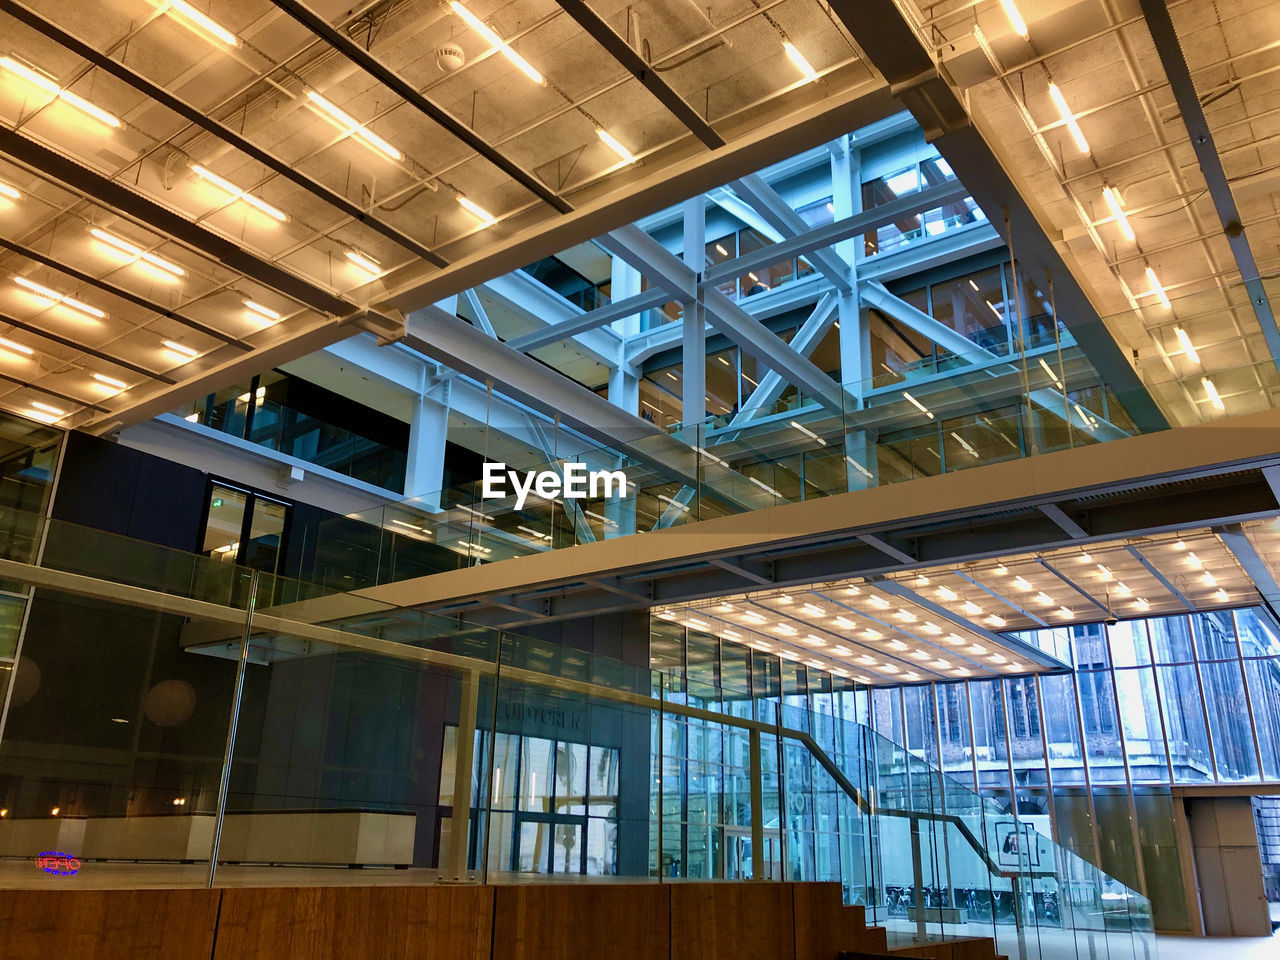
left=789, top=420, right=826, bottom=445
left=449, top=2, right=544, bottom=85
left=90, top=229, right=185, bottom=276
left=0, top=337, right=32, bottom=356
left=13, top=276, right=104, bottom=318
left=596, top=129, right=634, bottom=163
left=244, top=300, right=281, bottom=322
left=1038, top=357, right=1063, bottom=388
left=30, top=400, right=64, bottom=416
left=458, top=196, right=496, bottom=225
left=92, top=372, right=127, bottom=390
left=782, top=41, right=818, bottom=81
left=166, top=0, right=240, bottom=47
left=305, top=91, right=403, bottom=160
left=845, top=456, right=873, bottom=479
left=1202, top=377, right=1225, bottom=412
left=902, top=391, right=934, bottom=419
left=1145, top=266, right=1171, bottom=308
left=1175, top=327, right=1199, bottom=364
left=0, top=56, right=120, bottom=127
left=0, top=181, right=18, bottom=200
left=162, top=339, right=198, bottom=360
left=1102, top=186, right=1134, bottom=242
left=1000, top=0, right=1029, bottom=38
left=192, top=166, right=286, bottom=221
left=1047, top=83, right=1089, bottom=154
left=344, top=249, right=382, bottom=277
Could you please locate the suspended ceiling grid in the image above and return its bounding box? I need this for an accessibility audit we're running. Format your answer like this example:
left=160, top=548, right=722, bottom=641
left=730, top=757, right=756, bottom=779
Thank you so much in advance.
left=0, top=0, right=875, bottom=430
left=900, top=0, right=1280, bottom=427
left=657, top=520, right=1274, bottom=685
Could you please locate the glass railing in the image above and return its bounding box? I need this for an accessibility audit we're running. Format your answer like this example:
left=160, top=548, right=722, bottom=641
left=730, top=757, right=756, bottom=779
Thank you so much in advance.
left=302, top=335, right=1140, bottom=589
left=0, top=530, right=1152, bottom=960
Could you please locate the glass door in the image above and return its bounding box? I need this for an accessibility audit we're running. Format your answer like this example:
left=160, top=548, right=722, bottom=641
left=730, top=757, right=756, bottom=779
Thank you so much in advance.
left=201, top=482, right=290, bottom=577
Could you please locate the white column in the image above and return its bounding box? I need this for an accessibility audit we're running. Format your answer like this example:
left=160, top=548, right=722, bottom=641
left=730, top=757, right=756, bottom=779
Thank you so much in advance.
left=681, top=197, right=706, bottom=433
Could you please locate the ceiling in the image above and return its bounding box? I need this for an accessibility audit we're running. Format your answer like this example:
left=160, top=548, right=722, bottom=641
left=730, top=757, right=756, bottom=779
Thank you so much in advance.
left=654, top=517, right=1279, bottom=685
left=0, top=0, right=878, bottom=430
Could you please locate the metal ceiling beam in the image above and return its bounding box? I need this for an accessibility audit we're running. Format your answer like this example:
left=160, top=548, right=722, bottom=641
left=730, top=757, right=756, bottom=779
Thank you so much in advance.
left=0, top=236, right=249, bottom=350
left=0, top=310, right=175, bottom=384
left=480, top=272, right=619, bottom=364
left=1036, top=559, right=1110, bottom=616
left=1126, top=545, right=1194, bottom=611
left=269, top=0, right=570, bottom=214
left=553, top=0, right=726, bottom=150
left=505, top=288, right=670, bottom=354
left=0, top=0, right=448, bottom=269
left=727, top=293, right=838, bottom=427
left=0, top=369, right=108, bottom=413
left=0, top=128, right=355, bottom=318
left=598, top=226, right=698, bottom=301
left=825, top=0, right=1168, bottom=434
left=1216, top=525, right=1280, bottom=612
left=1136, top=0, right=1280, bottom=369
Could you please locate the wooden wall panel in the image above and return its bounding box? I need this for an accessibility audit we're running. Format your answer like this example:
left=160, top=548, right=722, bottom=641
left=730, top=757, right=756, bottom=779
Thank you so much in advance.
left=493, top=884, right=668, bottom=960
left=212, top=885, right=493, bottom=960
left=792, top=883, right=881, bottom=960
left=670, top=882, right=795, bottom=960
left=0, top=889, right=219, bottom=960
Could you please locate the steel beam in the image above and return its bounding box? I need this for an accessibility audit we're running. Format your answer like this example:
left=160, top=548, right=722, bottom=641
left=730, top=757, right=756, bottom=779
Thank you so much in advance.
left=728, top=294, right=839, bottom=427
left=0, top=129, right=354, bottom=318
left=0, top=0, right=448, bottom=268
left=480, top=272, right=620, bottom=365
left=506, top=288, right=670, bottom=354
left=270, top=0, right=569, bottom=214
left=1217, top=525, right=1280, bottom=612
left=598, top=226, right=698, bottom=302
left=825, top=0, right=1168, bottom=434
left=553, top=0, right=725, bottom=149
left=728, top=174, right=852, bottom=292
left=0, top=310, right=175, bottom=385
left=1137, top=0, right=1280, bottom=370
left=700, top=287, right=847, bottom=412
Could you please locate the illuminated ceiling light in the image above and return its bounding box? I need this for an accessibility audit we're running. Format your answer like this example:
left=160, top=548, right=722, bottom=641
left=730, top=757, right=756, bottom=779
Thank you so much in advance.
left=344, top=249, right=382, bottom=277
left=953, top=667, right=972, bottom=677
left=845, top=455, right=873, bottom=480
left=1174, top=539, right=1187, bottom=550
left=748, top=641, right=772, bottom=652
left=1102, top=186, right=1134, bottom=242
left=1134, top=597, right=1150, bottom=611
left=967, top=644, right=987, bottom=655
left=26, top=408, right=59, bottom=423
left=1012, top=576, right=1032, bottom=591
left=936, top=586, right=958, bottom=601
left=716, top=602, right=734, bottom=612
left=857, top=654, right=878, bottom=666
left=1038, top=357, right=1064, bottom=388
left=985, top=614, right=1007, bottom=628
left=1000, top=0, right=1030, bottom=38
left=0, top=337, right=33, bottom=356
left=1004, top=662, right=1025, bottom=672
left=1078, top=552, right=1093, bottom=564
left=1214, top=588, right=1229, bottom=603
left=909, top=649, right=932, bottom=661
left=237, top=386, right=266, bottom=405
left=721, top=629, right=741, bottom=639
left=943, top=633, right=966, bottom=645
left=862, top=629, right=881, bottom=640
left=1144, top=266, right=1171, bottom=309
left=777, top=594, right=793, bottom=604
left=0, top=181, right=19, bottom=199
left=0, top=56, right=120, bottom=127
left=961, top=600, right=982, bottom=616
left=1116, top=581, right=1132, bottom=596
left=683, top=618, right=708, bottom=630
left=1202, top=571, right=1217, bottom=587
left=886, top=639, right=909, bottom=651
left=715, top=243, right=728, bottom=256
left=13, top=276, right=104, bottom=318
left=915, top=575, right=930, bottom=586
left=854, top=674, right=872, bottom=683
left=656, top=611, right=676, bottom=620
left=1174, top=327, right=1199, bottom=364
left=902, top=390, right=934, bottom=419
left=801, top=603, right=824, bottom=615
left=596, top=128, right=635, bottom=163
left=742, top=611, right=767, bottom=624
left=1072, top=402, right=1098, bottom=431
left=782, top=40, right=818, bottom=82
left=933, top=659, right=951, bottom=669
left=995, top=564, right=1009, bottom=576
left=162, top=339, right=198, bottom=360
left=166, top=0, right=240, bottom=46
left=951, top=431, right=979, bottom=458
left=1047, top=82, right=1089, bottom=154
left=988, top=653, right=1008, bottom=664
left=1055, top=606, right=1073, bottom=618
left=902, top=672, right=921, bottom=681
left=458, top=195, right=496, bottom=226
left=245, top=300, right=281, bottom=322
left=192, top=165, right=286, bottom=221
left=846, top=585, right=861, bottom=595
left=1202, top=377, right=1225, bottom=412
left=832, top=644, right=851, bottom=655
left=893, top=609, right=917, bottom=623
left=305, top=91, right=403, bottom=160
left=789, top=419, right=827, bottom=446
left=90, top=229, right=185, bottom=276
left=30, top=400, right=64, bottom=416
left=921, top=622, right=943, bottom=635
left=449, top=2, right=545, bottom=84
left=779, top=651, right=801, bottom=662
left=802, top=634, right=825, bottom=647
left=1096, top=564, right=1113, bottom=581
left=804, top=659, right=824, bottom=669
left=867, top=595, right=891, bottom=609
left=1187, top=552, right=1203, bottom=570
left=831, top=616, right=855, bottom=629
left=773, top=624, right=798, bottom=636
left=92, top=372, right=127, bottom=390
left=1034, top=592, right=1053, bottom=605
